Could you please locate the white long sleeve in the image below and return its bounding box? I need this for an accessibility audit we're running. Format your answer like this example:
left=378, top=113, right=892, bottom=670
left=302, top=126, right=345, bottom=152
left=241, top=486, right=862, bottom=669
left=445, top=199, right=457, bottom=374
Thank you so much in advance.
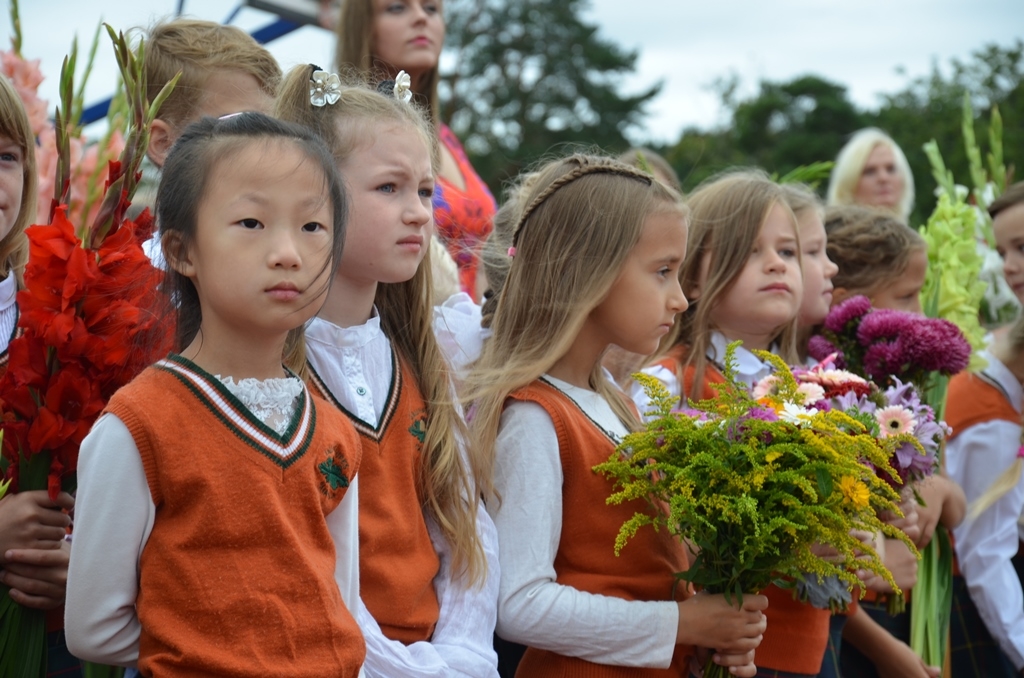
left=308, top=313, right=500, bottom=677
left=65, top=414, right=151, bottom=666
left=949, top=417, right=1024, bottom=670
left=357, top=504, right=500, bottom=678
left=490, top=382, right=679, bottom=668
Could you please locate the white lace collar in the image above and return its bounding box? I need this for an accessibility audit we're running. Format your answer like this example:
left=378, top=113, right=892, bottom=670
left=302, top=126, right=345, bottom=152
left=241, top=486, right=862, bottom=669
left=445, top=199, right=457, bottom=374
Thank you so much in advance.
left=216, top=374, right=303, bottom=435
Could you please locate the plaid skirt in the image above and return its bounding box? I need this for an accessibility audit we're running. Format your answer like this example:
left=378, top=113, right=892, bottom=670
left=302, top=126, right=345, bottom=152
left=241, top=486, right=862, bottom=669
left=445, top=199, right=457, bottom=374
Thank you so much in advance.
left=838, top=599, right=908, bottom=678
left=46, top=629, right=82, bottom=678
left=948, top=573, right=1016, bottom=677
left=816, top=613, right=848, bottom=678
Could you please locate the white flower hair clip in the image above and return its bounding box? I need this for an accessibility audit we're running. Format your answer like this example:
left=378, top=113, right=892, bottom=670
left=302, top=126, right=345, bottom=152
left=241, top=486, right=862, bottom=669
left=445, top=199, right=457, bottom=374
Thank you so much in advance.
left=393, top=70, right=413, bottom=103
left=310, top=68, right=342, bottom=107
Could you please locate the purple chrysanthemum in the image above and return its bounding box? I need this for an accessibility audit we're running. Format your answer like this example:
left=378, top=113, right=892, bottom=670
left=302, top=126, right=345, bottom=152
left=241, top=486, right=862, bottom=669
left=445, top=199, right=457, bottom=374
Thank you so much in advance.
left=808, top=335, right=843, bottom=364
left=862, top=341, right=903, bottom=382
left=856, top=308, right=914, bottom=346
left=823, top=295, right=873, bottom=334
left=908, top=319, right=971, bottom=375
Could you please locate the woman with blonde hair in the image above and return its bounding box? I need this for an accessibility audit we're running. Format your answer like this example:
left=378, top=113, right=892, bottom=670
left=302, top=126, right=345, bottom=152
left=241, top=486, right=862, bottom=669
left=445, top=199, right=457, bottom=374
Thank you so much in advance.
left=335, top=0, right=497, bottom=301
left=827, top=128, right=915, bottom=222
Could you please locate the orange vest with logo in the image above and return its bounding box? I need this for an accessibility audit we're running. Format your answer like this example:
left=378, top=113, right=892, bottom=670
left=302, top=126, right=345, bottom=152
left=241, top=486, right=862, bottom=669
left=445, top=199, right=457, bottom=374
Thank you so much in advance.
left=507, top=379, right=694, bottom=678
left=106, top=355, right=365, bottom=677
left=309, top=353, right=442, bottom=644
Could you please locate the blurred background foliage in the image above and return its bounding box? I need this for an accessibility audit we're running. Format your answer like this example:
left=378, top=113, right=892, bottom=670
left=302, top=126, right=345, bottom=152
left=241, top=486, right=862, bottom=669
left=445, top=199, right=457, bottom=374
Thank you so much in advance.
left=440, top=0, right=1020, bottom=225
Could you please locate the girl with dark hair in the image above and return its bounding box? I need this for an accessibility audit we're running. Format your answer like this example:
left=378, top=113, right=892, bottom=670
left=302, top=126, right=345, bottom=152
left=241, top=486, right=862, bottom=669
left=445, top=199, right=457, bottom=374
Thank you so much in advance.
left=64, top=112, right=366, bottom=677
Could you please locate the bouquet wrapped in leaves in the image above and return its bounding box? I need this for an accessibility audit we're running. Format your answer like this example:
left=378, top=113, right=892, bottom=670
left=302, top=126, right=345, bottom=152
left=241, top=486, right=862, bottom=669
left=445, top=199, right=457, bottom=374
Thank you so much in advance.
left=598, top=345, right=915, bottom=678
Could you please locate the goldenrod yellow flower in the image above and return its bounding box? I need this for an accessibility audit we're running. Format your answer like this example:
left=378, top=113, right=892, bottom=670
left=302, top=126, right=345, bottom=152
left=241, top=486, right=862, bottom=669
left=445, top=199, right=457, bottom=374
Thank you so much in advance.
left=839, top=476, right=870, bottom=509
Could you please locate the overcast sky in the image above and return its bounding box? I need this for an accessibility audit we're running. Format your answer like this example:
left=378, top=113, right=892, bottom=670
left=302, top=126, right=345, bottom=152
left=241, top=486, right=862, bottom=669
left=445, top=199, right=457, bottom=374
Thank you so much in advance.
left=5, top=0, right=1022, bottom=143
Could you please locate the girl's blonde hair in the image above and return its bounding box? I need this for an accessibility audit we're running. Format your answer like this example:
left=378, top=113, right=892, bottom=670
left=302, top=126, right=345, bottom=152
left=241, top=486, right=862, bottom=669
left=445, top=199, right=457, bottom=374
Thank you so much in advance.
left=464, top=154, right=685, bottom=502
left=827, top=128, right=915, bottom=222
left=824, top=205, right=925, bottom=297
left=0, top=75, right=36, bottom=286
left=274, top=65, right=486, bottom=586
left=143, top=18, right=282, bottom=128
left=781, top=182, right=823, bottom=221
left=334, top=0, right=442, bottom=124
left=478, top=171, right=542, bottom=329
left=660, top=169, right=799, bottom=399
left=616, top=147, right=682, bottom=192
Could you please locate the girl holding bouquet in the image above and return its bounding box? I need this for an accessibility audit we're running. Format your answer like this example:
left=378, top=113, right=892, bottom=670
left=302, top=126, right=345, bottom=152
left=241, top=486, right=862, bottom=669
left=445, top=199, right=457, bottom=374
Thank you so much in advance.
left=467, top=153, right=767, bottom=677
left=65, top=113, right=366, bottom=676
left=824, top=205, right=965, bottom=678
left=0, top=73, right=81, bottom=676
left=779, top=190, right=930, bottom=678
left=641, top=171, right=848, bottom=678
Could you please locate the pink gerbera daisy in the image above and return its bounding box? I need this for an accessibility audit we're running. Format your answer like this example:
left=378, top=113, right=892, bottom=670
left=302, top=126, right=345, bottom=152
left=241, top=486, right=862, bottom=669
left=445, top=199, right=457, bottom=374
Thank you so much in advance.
left=875, top=406, right=916, bottom=437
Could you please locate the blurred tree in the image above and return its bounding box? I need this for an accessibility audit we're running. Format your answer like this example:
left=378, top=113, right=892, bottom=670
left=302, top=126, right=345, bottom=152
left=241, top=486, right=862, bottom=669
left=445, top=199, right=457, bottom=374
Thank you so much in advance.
left=663, top=41, right=1021, bottom=220
left=440, top=0, right=659, bottom=197
left=732, top=76, right=866, bottom=172
left=870, top=40, right=1022, bottom=225
left=666, top=75, right=865, bottom=194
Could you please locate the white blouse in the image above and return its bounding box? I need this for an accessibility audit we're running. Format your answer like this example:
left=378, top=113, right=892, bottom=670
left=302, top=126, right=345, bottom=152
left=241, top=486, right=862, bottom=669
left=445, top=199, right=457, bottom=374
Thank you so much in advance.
left=0, top=274, right=18, bottom=351
left=947, top=350, right=1024, bottom=670
left=306, top=312, right=501, bottom=678
left=633, top=330, right=773, bottom=417
left=490, top=375, right=679, bottom=667
left=431, top=292, right=489, bottom=378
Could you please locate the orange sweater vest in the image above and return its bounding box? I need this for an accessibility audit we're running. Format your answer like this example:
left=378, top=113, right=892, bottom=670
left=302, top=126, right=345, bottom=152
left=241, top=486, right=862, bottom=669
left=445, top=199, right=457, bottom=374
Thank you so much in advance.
left=945, top=370, right=1021, bottom=578
left=106, top=356, right=365, bottom=677
left=309, top=355, right=441, bottom=644
left=946, top=371, right=1020, bottom=436
left=654, top=346, right=724, bottom=403
left=657, top=350, right=830, bottom=675
left=508, top=379, right=694, bottom=678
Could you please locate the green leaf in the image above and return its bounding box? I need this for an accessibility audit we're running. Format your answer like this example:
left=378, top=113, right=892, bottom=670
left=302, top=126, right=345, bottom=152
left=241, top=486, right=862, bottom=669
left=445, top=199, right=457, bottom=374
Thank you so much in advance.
left=0, top=591, right=47, bottom=677
left=815, top=468, right=833, bottom=499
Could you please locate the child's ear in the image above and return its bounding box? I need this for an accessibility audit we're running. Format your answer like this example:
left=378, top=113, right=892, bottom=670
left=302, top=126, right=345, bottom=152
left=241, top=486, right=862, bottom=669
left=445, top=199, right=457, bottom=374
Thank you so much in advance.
left=161, top=231, right=195, bottom=278
left=148, top=119, right=175, bottom=169
left=830, top=286, right=849, bottom=307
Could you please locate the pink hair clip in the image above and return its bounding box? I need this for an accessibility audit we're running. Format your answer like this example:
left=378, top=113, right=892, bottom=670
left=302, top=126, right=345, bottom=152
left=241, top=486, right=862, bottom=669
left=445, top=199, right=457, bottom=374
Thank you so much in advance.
left=1016, top=445, right=1024, bottom=459
left=507, top=247, right=517, bottom=257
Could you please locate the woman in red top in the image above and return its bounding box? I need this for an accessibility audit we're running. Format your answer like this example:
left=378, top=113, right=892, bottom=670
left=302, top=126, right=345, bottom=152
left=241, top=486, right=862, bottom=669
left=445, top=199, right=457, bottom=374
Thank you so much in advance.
left=335, top=0, right=497, bottom=300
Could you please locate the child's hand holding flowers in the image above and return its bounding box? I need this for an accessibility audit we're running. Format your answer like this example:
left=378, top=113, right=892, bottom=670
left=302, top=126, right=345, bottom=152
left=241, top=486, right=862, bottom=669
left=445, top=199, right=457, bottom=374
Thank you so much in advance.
left=598, top=344, right=916, bottom=677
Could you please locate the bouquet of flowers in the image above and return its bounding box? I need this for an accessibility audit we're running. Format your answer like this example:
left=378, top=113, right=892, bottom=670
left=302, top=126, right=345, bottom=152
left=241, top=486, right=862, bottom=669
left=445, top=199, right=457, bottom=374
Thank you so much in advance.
left=598, top=345, right=915, bottom=678
left=0, top=24, right=176, bottom=676
left=759, top=358, right=947, bottom=615
left=765, top=360, right=944, bottom=491
left=808, top=295, right=971, bottom=401
left=811, top=294, right=973, bottom=667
